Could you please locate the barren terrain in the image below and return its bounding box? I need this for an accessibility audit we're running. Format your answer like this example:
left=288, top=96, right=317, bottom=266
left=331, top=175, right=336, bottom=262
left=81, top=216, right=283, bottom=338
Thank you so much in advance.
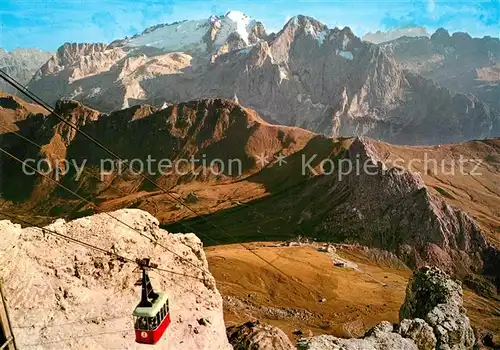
left=371, top=140, right=500, bottom=246
left=206, top=243, right=500, bottom=341
left=1, top=93, right=499, bottom=342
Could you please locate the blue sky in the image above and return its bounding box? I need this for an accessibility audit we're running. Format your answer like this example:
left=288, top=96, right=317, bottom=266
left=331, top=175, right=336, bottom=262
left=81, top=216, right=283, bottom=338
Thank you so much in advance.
left=1, top=0, right=499, bottom=51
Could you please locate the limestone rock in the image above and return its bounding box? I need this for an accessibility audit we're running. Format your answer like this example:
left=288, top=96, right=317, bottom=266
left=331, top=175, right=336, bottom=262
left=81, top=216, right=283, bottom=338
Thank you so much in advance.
left=227, top=321, right=296, bottom=349
left=398, top=318, right=437, bottom=350
left=297, top=322, right=418, bottom=350
left=0, top=209, right=231, bottom=349
left=400, top=266, right=475, bottom=349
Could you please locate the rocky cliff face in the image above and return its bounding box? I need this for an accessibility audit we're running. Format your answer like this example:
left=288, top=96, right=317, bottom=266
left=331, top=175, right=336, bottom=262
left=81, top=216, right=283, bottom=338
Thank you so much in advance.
left=313, top=137, right=491, bottom=275
left=298, top=266, right=475, bottom=350
left=0, top=209, right=231, bottom=349
left=26, top=15, right=500, bottom=145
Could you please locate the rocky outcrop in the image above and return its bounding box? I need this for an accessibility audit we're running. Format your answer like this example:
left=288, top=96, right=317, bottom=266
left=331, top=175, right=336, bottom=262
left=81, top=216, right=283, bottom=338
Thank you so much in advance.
left=0, top=209, right=231, bottom=349
left=400, top=266, right=475, bottom=349
left=298, top=267, right=475, bottom=350
left=297, top=321, right=419, bottom=350
left=397, top=319, right=437, bottom=350
left=227, top=320, right=296, bottom=349
left=26, top=14, right=500, bottom=145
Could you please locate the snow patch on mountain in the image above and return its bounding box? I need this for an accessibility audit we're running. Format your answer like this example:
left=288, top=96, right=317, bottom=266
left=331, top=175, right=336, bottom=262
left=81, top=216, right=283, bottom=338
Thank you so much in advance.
left=336, top=49, right=354, bottom=60
left=317, top=31, right=328, bottom=46
left=342, top=35, right=350, bottom=50
left=304, top=21, right=318, bottom=37
left=126, top=19, right=209, bottom=52
left=124, top=11, right=259, bottom=56
left=215, top=11, right=255, bottom=46
left=278, top=65, right=289, bottom=82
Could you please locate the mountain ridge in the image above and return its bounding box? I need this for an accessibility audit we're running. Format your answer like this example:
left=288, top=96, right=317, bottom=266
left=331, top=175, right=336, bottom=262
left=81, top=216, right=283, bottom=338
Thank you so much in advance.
left=380, top=27, right=500, bottom=114
left=1, top=93, right=498, bottom=294
left=0, top=47, right=54, bottom=96
left=25, top=13, right=500, bottom=145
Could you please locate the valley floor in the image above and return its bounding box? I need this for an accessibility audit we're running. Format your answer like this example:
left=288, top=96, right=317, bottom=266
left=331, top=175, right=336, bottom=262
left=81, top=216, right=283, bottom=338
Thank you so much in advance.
left=205, top=243, right=500, bottom=341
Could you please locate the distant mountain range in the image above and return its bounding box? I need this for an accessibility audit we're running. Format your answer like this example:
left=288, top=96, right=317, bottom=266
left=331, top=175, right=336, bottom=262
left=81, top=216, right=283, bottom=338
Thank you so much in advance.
left=0, top=48, right=54, bottom=95
left=381, top=28, right=500, bottom=112
left=1, top=12, right=500, bottom=145
left=1, top=12, right=499, bottom=345
left=362, top=26, right=430, bottom=44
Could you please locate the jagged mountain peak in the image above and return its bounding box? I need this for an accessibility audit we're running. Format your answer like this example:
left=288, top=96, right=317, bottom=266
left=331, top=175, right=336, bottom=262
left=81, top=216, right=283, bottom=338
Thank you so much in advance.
left=37, top=11, right=267, bottom=61
left=0, top=47, right=54, bottom=95
left=381, top=25, right=500, bottom=123
left=0, top=47, right=50, bottom=56
left=57, top=42, right=108, bottom=52
left=268, top=16, right=362, bottom=65
left=362, top=26, right=430, bottom=44
left=279, top=15, right=356, bottom=40
left=25, top=12, right=500, bottom=145
left=430, top=27, right=451, bottom=41
left=275, top=15, right=345, bottom=46
left=428, top=27, right=500, bottom=47
left=53, top=42, right=108, bottom=62
left=282, top=14, right=327, bottom=30
left=280, top=17, right=360, bottom=51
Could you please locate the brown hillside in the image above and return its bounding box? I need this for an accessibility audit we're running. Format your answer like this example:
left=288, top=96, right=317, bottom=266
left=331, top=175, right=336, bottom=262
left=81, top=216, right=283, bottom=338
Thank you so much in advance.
left=0, top=90, right=47, bottom=132
left=371, top=140, right=500, bottom=246
left=0, top=93, right=498, bottom=297
left=206, top=242, right=500, bottom=340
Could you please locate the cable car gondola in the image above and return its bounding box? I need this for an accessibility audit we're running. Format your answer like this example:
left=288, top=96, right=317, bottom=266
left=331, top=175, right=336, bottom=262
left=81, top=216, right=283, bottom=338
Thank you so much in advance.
left=133, top=259, right=171, bottom=344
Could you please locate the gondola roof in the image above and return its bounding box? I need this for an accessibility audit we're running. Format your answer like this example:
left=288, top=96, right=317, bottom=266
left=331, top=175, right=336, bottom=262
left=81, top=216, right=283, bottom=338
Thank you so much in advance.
left=133, top=292, right=169, bottom=317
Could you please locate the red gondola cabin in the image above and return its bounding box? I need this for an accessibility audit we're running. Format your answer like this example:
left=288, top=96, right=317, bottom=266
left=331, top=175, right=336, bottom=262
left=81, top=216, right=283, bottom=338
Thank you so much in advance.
left=133, top=292, right=170, bottom=344
left=133, top=259, right=171, bottom=344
